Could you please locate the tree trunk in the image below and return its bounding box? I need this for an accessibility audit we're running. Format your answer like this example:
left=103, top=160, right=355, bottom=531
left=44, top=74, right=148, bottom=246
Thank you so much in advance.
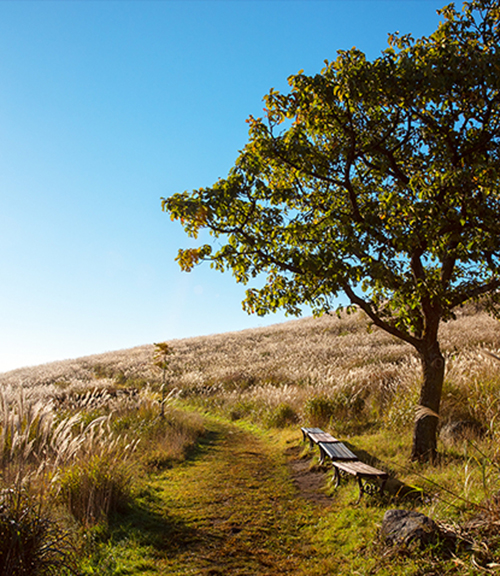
left=411, top=341, right=445, bottom=462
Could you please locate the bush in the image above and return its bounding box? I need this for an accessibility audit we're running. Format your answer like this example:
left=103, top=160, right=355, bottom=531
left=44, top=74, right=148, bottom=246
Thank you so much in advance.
left=228, top=399, right=259, bottom=422
left=303, top=389, right=367, bottom=433
left=59, top=455, right=133, bottom=526
left=303, top=396, right=338, bottom=428
left=265, top=403, right=299, bottom=428
left=0, top=488, right=75, bottom=576
left=112, top=402, right=205, bottom=468
left=384, top=387, right=420, bottom=432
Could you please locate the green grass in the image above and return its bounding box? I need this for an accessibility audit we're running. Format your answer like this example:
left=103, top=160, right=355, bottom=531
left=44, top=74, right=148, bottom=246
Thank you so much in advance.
left=83, top=418, right=321, bottom=574
left=79, top=411, right=499, bottom=575
left=5, top=308, right=500, bottom=574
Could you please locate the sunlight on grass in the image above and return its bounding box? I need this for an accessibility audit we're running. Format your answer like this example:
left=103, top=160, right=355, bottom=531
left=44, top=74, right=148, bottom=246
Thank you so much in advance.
left=1, top=307, right=500, bottom=573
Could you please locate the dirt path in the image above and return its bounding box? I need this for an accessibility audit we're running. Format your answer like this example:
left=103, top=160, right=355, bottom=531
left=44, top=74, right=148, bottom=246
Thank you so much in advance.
left=286, top=445, right=333, bottom=507
left=106, top=419, right=334, bottom=575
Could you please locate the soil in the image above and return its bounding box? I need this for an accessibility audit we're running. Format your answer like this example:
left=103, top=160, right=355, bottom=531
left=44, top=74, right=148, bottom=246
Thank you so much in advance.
left=286, top=445, right=332, bottom=506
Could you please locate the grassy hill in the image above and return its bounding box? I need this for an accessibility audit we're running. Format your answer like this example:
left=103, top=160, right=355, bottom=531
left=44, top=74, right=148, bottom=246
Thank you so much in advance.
left=1, top=307, right=500, bottom=574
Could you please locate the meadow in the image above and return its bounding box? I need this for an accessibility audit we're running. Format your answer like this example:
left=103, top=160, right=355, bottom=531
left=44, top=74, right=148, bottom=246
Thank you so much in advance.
left=1, top=305, right=500, bottom=574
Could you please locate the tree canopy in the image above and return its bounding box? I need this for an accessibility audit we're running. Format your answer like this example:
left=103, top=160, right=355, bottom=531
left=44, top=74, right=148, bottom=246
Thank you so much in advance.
left=163, top=0, right=500, bottom=461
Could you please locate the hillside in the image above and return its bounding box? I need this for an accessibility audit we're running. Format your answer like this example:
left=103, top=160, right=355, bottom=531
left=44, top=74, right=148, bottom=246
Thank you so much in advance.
left=2, top=307, right=500, bottom=574
left=2, top=307, right=500, bottom=433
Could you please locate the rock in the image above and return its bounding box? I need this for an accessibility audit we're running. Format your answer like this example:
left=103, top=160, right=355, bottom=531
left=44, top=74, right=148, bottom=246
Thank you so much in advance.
left=381, top=509, right=439, bottom=547
left=440, top=419, right=485, bottom=444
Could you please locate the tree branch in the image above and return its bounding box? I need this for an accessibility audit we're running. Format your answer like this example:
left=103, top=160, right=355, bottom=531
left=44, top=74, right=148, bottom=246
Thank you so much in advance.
left=342, top=282, right=421, bottom=348
left=449, top=277, right=500, bottom=309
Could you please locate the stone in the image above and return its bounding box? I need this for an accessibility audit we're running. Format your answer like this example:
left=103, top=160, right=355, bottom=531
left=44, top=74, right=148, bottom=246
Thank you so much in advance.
left=381, top=509, right=439, bottom=547
left=440, top=420, right=485, bottom=444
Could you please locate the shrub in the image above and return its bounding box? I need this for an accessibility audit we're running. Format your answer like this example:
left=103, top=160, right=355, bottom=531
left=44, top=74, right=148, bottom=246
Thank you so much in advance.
left=0, top=488, right=75, bottom=576
left=303, top=396, right=337, bottom=428
left=384, top=387, right=420, bottom=432
left=112, top=400, right=205, bottom=468
left=265, top=403, right=299, bottom=428
left=59, top=454, right=133, bottom=526
left=225, top=398, right=264, bottom=422
left=219, top=372, right=257, bottom=392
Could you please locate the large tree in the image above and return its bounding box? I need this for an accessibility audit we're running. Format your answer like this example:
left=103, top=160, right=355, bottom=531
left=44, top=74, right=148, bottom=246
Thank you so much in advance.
left=163, top=0, right=500, bottom=462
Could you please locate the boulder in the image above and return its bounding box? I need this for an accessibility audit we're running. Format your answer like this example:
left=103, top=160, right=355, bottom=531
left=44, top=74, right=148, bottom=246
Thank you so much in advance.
left=381, top=509, right=439, bottom=547
left=440, top=419, right=485, bottom=444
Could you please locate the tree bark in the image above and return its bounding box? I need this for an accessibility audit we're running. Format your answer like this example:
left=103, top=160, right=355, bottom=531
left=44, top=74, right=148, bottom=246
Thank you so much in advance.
left=411, top=341, right=445, bottom=462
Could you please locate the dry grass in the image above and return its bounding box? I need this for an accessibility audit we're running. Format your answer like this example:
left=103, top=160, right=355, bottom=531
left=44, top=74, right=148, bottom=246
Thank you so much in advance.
left=0, top=383, right=205, bottom=539
left=2, top=305, right=500, bottom=436
left=2, top=305, right=500, bottom=573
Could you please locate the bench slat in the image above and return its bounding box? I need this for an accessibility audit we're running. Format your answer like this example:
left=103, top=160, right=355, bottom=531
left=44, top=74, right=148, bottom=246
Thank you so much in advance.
left=332, top=460, right=388, bottom=479
left=318, top=441, right=357, bottom=462
left=307, top=432, right=339, bottom=444
left=300, top=427, right=325, bottom=442
left=300, top=427, right=325, bottom=434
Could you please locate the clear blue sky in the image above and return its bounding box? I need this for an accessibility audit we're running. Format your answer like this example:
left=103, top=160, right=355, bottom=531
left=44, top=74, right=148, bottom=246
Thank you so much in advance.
left=0, top=0, right=444, bottom=372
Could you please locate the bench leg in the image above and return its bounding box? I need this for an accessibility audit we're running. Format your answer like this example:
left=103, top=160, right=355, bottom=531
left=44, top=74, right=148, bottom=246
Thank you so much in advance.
left=319, top=445, right=326, bottom=465
left=379, top=477, right=387, bottom=496
left=357, top=476, right=388, bottom=503
left=355, top=476, right=364, bottom=504
left=332, top=465, right=341, bottom=488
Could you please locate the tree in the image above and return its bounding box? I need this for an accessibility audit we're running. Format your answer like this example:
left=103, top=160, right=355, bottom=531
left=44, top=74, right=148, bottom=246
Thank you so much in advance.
left=153, top=342, right=172, bottom=418
left=163, top=0, right=500, bottom=462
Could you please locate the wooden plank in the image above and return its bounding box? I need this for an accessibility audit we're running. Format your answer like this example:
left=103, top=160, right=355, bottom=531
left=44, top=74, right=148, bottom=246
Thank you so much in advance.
left=332, top=460, right=388, bottom=479
left=318, top=441, right=357, bottom=462
left=300, top=427, right=324, bottom=436
left=307, top=432, right=339, bottom=444
left=300, top=427, right=325, bottom=442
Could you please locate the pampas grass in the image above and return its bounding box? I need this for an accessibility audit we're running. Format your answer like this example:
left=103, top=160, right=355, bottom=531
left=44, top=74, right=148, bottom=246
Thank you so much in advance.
left=2, top=305, right=499, bottom=435
left=0, top=487, right=76, bottom=576
left=0, top=305, right=499, bottom=571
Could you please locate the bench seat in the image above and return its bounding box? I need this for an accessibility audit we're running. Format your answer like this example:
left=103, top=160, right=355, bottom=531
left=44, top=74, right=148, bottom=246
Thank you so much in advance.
left=301, top=428, right=340, bottom=448
left=308, top=431, right=339, bottom=444
left=300, top=427, right=325, bottom=442
left=318, top=441, right=358, bottom=464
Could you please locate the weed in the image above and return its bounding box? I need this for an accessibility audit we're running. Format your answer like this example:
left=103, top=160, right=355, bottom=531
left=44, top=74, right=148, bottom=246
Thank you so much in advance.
left=265, top=403, right=299, bottom=428
left=0, top=488, right=75, bottom=576
left=303, top=396, right=337, bottom=428
left=384, top=386, right=420, bottom=432
left=228, top=399, right=256, bottom=421
left=59, top=454, right=133, bottom=526
left=303, top=389, right=364, bottom=431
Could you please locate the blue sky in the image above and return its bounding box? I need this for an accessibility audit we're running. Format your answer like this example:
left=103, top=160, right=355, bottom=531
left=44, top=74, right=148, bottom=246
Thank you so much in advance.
left=0, top=0, right=444, bottom=372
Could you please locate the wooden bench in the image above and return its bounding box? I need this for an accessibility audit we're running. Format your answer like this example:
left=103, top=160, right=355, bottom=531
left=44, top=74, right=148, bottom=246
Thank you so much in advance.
left=301, top=426, right=388, bottom=502
left=330, top=460, right=388, bottom=503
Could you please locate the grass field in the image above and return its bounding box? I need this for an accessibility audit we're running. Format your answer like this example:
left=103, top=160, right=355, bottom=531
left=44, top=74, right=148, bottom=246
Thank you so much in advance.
left=1, top=306, right=500, bottom=574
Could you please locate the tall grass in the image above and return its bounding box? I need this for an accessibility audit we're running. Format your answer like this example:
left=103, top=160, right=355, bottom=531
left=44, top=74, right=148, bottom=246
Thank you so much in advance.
left=0, top=487, right=75, bottom=576
left=2, top=306, right=499, bottom=437
left=1, top=305, right=500, bottom=571
left=0, top=383, right=205, bottom=572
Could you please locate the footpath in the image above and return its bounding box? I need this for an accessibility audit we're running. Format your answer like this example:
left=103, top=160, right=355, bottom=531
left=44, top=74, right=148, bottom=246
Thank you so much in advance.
left=150, top=419, right=326, bottom=575
left=96, top=418, right=338, bottom=576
